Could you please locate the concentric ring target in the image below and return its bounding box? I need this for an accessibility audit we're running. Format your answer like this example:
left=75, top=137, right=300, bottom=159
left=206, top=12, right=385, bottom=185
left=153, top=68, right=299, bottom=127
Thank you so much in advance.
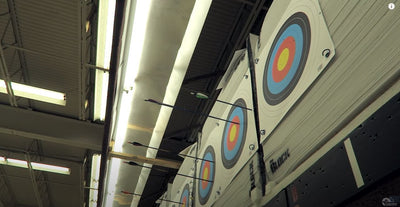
left=221, top=98, right=247, bottom=169
left=263, top=12, right=311, bottom=105
left=197, top=146, right=215, bottom=205
left=180, top=184, right=190, bottom=207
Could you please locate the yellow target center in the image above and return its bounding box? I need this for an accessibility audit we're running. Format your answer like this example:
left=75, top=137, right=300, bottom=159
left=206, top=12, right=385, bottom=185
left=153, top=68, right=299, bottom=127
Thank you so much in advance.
left=277, top=48, right=290, bottom=71
left=229, top=125, right=237, bottom=142
left=203, top=168, right=209, bottom=179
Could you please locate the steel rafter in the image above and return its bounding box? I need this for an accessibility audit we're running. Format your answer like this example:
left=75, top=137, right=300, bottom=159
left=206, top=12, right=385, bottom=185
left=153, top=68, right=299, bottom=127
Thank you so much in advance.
left=6, top=0, right=29, bottom=82
left=0, top=0, right=38, bottom=108
left=6, top=0, right=31, bottom=106
left=79, top=0, right=94, bottom=120
left=27, top=140, right=53, bottom=207
left=25, top=153, right=44, bottom=207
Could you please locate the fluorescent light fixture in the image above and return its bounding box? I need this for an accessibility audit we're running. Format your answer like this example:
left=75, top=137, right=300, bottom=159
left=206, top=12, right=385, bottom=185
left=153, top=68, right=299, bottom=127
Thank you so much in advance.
left=5, top=158, right=27, bottom=168
left=0, top=79, right=66, bottom=105
left=113, top=91, right=133, bottom=152
left=104, top=158, right=121, bottom=207
left=103, top=0, right=153, bottom=206
left=89, top=154, right=102, bottom=207
left=131, top=0, right=212, bottom=206
left=30, top=162, right=70, bottom=175
left=94, top=0, right=116, bottom=121
left=0, top=156, right=70, bottom=175
left=113, top=0, right=152, bottom=152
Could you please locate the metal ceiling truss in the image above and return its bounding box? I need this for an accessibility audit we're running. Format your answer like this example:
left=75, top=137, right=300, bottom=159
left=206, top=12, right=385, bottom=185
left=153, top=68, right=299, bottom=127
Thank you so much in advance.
left=82, top=150, right=92, bottom=207
left=25, top=153, right=46, bottom=207
left=79, top=0, right=92, bottom=120
left=27, top=140, right=52, bottom=207
left=3, top=0, right=32, bottom=108
left=5, top=0, right=30, bottom=85
left=0, top=145, right=84, bottom=207
left=85, top=0, right=100, bottom=122
left=1, top=0, right=99, bottom=121
left=0, top=1, right=99, bottom=206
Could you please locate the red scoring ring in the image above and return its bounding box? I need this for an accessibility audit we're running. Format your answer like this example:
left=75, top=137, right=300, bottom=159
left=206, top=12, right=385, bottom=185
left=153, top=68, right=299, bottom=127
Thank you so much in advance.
left=181, top=197, right=187, bottom=206
left=272, top=36, right=296, bottom=83
left=227, top=116, right=240, bottom=151
left=201, top=161, right=211, bottom=189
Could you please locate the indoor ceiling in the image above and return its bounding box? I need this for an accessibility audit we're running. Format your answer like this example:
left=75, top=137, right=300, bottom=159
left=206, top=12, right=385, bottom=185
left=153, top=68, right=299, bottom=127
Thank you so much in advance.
left=1, top=0, right=399, bottom=207
left=96, top=0, right=273, bottom=207
left=0, top=0, right=102, bottom=206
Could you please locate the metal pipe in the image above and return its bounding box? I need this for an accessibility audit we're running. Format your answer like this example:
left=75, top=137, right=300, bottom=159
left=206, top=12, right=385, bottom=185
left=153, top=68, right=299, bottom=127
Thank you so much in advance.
left=0, top=17, right=11, bottom=42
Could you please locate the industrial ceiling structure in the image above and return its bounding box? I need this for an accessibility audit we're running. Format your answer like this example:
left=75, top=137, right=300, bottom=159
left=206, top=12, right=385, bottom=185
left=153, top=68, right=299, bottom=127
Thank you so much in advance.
left=0, top=0, right=399, bottom=207
left=0, top=0, right=102, bottom=206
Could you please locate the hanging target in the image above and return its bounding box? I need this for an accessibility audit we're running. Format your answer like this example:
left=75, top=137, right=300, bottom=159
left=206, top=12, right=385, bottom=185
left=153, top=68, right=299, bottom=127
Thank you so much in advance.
left=221, top=98, right=248, bottom=169
left=263, top=12, right=311, bottom=105
left=180, top=183, right=190, bottom=207
left=198, top=146, right=215, bottom=205
left=255, top=0, right=335, bottom=144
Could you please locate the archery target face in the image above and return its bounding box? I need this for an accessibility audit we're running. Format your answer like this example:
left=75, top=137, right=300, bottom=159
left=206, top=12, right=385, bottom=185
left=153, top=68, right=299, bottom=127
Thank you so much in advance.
left=221, top=98, right=247, bottom=169
left=180, top=184, right=190, bottom=207
left=263, top=12, right=311, bottom=105
left=198, top=146, right=215, bottom=205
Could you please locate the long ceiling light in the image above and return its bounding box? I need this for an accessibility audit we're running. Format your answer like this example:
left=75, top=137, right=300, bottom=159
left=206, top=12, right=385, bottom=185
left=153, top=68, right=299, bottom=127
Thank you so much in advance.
left=104, top=0, right=153, bottom=206
left=93, top=0, right=116, bottom=121
left=89, top=154, right=101, bottom=207
left=0, top=156, right=70, bottom=175
left=0, top=79, right=66, bottom=106
left=114, top=0, right=152, bottom=153
left=131, top=0, right=213, bottom=206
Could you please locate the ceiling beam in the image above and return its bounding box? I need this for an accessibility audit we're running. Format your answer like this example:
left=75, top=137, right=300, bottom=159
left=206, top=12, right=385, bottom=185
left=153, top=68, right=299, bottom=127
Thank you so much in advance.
left=6, top=0, right=33, bottom=109
left=78, top=0, right=88, bottom=120
left=0, top=104, right=103, bottom=151
left=6, top=0, right=30, bottom=84
left=110, top=151, right=181, bottom=170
